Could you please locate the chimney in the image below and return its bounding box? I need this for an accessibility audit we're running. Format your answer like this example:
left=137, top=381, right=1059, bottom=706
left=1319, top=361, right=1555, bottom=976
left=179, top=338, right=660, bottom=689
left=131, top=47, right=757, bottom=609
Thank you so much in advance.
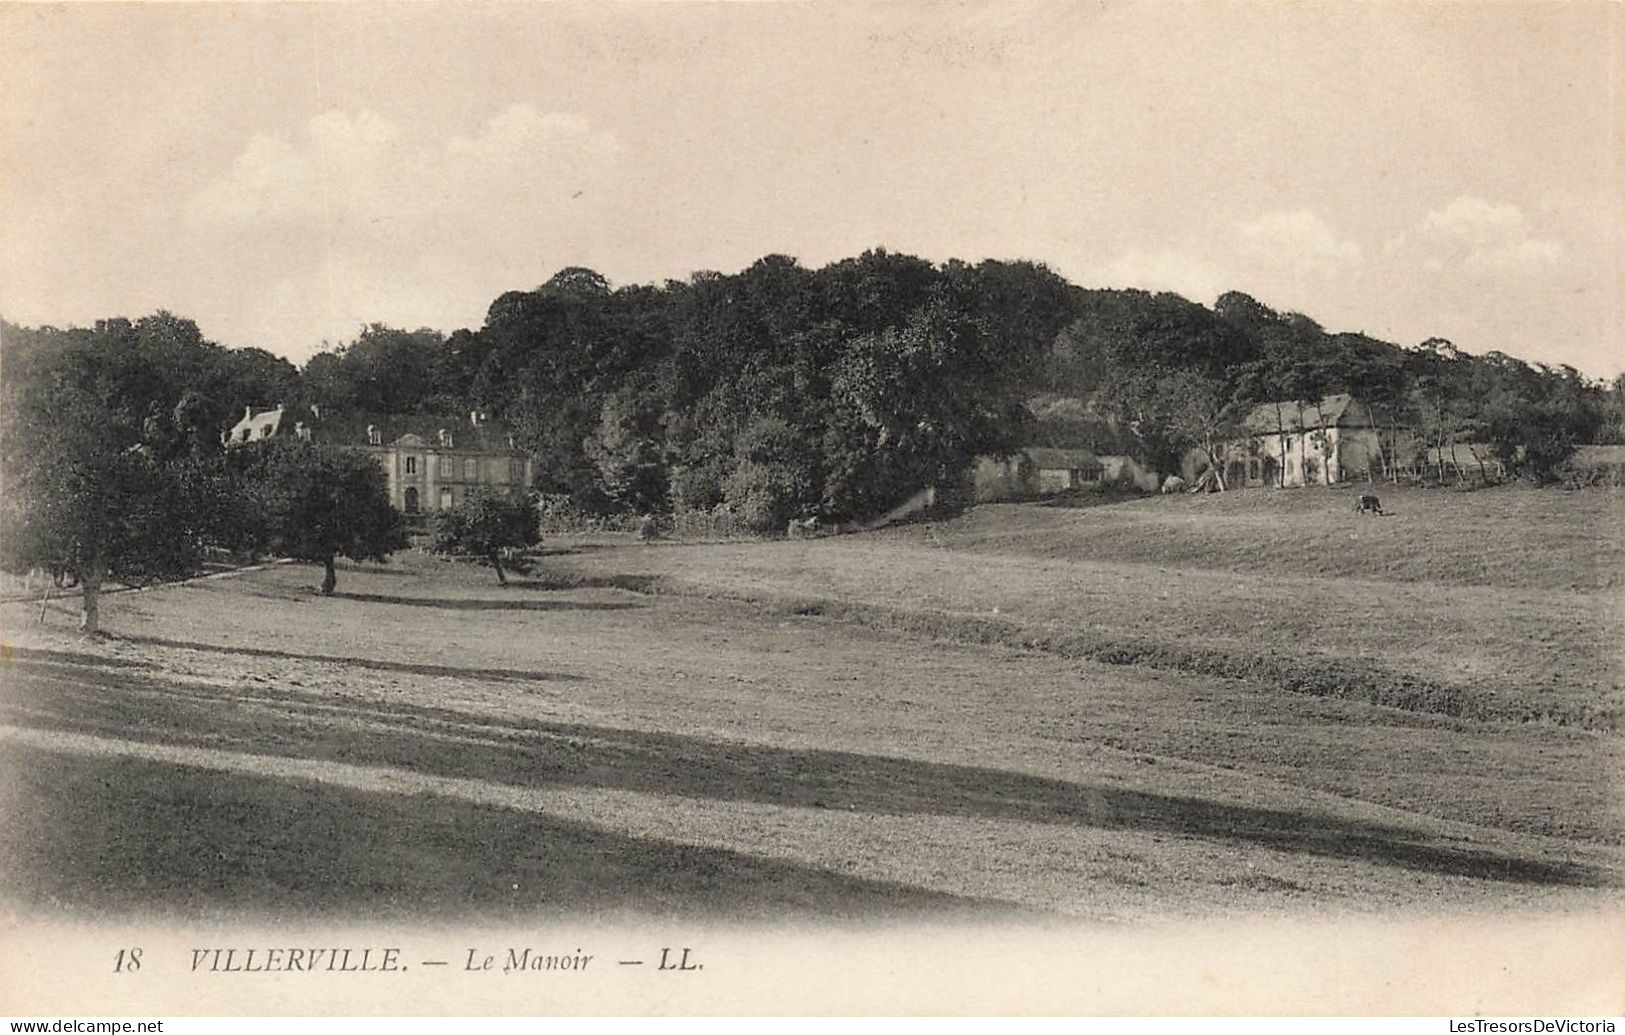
left=243, top=405, right=253, bottom=422
left=295, top=421, right=309, bottom=441
left=469, top=409, right=481, bottom=428
left=310, top=402, right=321, bottom=421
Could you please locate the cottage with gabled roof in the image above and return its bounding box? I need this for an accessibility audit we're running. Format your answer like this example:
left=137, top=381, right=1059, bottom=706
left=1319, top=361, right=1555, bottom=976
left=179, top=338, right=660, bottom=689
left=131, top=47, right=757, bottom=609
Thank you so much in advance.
left=224, top=405, right=533, bottom=514
left=973, top=446, right=1105, bottom=501
left=1182, top=392, right=1403, bottom=488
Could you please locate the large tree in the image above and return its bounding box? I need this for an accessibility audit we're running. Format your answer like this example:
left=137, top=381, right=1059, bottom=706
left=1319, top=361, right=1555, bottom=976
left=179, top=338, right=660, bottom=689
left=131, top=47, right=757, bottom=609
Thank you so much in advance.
left=236, top=441, right=408, bottom=595
left=0, top=371, right=231, bottom=635
left=428, top=490, right=540, bottom=584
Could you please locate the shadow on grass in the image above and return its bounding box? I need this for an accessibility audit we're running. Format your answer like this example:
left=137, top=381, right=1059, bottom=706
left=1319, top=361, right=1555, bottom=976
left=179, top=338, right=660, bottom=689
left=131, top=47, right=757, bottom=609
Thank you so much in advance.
left=3, top=645, right=159, bottom=672
left=0, top=742, right=1008, bottom=922
left=332, top=591, right=644, bottom=613
left=1036, top=490, right=1153, bottom=510
left=7, top=655, right=1611, bottom=891
left=505, top=573, right=664, bottom=594
left=106, top=634, right=584, bottom=684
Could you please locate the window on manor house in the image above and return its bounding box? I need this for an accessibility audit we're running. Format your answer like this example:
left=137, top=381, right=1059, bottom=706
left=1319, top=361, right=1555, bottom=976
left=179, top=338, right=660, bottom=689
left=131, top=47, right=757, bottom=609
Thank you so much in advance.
left=405, top=456, right=417, bottom=475
left=464, top=457, right=478, bottom=480
left=441, top=455, right=457, bottom=477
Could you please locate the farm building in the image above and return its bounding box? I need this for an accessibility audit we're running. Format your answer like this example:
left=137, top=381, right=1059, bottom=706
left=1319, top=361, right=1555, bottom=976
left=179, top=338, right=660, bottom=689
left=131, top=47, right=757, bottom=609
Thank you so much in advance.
left=1099, top=454, right=1161, bottom=491
left=972, top=447, right=1106, bottom=501
left=1183, top=393, right=1407, bottom=488
left=1417, top=443, right=1625, bottom=482
left=224, top=405, right=533, bottom=515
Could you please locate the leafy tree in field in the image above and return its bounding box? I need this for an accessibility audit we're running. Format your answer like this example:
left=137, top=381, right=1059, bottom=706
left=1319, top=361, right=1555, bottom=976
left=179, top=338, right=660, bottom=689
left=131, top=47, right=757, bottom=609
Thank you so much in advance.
left=236, top=441, right=407, bottom=595
left=428, top=490, right=541, bottom=584
left=0, top=376, right=231, bottom=635
left=1149, top=368, right=1249, bottom=490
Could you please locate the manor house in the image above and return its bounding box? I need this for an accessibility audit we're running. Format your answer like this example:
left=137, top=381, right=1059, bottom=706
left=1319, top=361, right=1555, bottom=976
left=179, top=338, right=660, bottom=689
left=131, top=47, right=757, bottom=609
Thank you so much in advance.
left=224, top=404, right=533, bottom=514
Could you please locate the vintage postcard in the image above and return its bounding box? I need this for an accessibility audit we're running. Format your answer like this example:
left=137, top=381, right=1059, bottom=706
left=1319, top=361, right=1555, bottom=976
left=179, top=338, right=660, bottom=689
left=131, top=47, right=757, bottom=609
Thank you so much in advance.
left=1, top=0, right=1621, bottom=1017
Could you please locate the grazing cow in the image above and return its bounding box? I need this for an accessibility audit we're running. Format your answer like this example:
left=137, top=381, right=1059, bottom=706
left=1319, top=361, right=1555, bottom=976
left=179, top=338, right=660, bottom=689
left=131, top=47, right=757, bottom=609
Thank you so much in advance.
left=1354, top=492, right=1384, bottom=516
left=1161, top=475, right=1186, bottom=495
left=787, top=516, right=819, bottom=539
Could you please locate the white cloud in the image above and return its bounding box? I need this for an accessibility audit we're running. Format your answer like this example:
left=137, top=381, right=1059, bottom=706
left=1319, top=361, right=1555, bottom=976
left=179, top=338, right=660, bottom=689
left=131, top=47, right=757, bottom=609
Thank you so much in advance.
left=1464, top=237, right=1564, bottom=274
left=1234, top=209, right=1362, bottom=278
left=1095, top=245, right=1227, bottom=304
left=188, top=133, right=314, bottom=225
left=1423, top=195, right=1526, bottom=247
left=177, top=104, right=626, bottom=355
left=1088, top=209, right=1359, bottom=312
left=187, top=104, right=622, bottom=231
left=1404, top=195, right=1564, bottom=276
left=448, top=104, right=620, bottom=168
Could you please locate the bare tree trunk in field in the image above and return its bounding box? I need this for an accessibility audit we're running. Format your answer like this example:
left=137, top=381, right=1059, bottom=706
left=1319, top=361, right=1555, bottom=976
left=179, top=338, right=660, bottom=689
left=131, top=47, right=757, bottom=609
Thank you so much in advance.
left=38, top=581, right=51, bottom=624
left=79, top=559, right=104, bottom=636
left=321, top=555, right=337, bottom=596
left=488, top=551, right=507, bottom=585
left=1202, top=444, right=1228, bottom=491
left=1273, top=404, right=1288, bottom=486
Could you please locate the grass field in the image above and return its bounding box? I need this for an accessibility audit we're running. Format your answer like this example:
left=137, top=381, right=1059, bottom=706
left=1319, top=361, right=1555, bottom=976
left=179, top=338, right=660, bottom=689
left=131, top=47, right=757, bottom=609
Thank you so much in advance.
left=1, top=483, right=1621, bottom=922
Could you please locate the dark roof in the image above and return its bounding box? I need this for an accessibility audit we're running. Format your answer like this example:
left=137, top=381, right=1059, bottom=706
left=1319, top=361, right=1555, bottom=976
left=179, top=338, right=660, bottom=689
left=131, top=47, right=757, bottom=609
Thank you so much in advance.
left=315, top=411, right=521, bottom=453
left=1023, top=447, right=1102, bottom=470
left=231, top=405, right=523, bottom=454
left=1240, top=393, right=1373, bottom=434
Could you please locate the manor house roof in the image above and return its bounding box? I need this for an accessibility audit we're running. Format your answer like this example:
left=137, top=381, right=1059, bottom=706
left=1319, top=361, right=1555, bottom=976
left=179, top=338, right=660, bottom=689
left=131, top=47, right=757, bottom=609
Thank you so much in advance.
left=225, top=405, right=522, bottom=453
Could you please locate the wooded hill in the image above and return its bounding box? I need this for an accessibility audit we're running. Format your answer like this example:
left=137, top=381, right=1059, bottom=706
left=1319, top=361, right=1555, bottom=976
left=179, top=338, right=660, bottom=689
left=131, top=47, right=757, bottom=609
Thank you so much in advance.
left=5, top=250, right=1622, bottom=530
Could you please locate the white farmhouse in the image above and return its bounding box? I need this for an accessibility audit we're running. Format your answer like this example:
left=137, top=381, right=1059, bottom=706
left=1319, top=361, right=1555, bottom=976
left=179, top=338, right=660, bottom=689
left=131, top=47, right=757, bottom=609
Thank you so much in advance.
left=1183, top=393, right=1400, bottom=488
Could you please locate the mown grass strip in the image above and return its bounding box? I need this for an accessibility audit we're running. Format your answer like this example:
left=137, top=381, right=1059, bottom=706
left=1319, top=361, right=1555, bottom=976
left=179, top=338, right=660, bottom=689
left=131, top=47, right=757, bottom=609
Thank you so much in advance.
left=529, top=570, right=1617, bottom=732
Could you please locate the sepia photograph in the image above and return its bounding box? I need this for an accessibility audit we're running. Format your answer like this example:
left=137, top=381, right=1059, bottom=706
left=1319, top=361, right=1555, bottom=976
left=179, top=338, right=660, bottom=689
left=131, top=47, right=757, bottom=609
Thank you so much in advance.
left=0, top=0, right=1621, bottom=1018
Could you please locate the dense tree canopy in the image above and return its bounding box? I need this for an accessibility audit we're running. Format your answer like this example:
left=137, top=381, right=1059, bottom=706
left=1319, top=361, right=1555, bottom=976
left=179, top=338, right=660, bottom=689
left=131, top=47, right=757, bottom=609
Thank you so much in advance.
left=5, top=247, right=1619, bottom=613
left=0, top=321, right=240, bottom=632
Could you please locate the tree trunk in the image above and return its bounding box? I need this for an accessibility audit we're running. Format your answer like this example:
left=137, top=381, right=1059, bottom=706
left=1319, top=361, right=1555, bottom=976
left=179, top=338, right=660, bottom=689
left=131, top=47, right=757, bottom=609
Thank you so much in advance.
left=1274, top=404, right=1288, bottom=486
left=79, top=560, right=104, bottom=636
left=1203, top=445, right=1228, bottom=491
left=489, top=552, right=507, bottom=585
left=321, top=555, right=337, bottom=596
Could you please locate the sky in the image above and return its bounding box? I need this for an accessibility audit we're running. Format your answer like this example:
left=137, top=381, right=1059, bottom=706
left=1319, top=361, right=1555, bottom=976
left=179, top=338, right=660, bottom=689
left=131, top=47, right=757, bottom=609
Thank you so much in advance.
left=2, top=2, right=1621, bottom=375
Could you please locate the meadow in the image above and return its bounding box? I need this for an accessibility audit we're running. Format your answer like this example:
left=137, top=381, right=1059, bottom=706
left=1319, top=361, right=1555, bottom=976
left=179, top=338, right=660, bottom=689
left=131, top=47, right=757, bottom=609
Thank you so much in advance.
left=1, top=483, right=1620, bottom=922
